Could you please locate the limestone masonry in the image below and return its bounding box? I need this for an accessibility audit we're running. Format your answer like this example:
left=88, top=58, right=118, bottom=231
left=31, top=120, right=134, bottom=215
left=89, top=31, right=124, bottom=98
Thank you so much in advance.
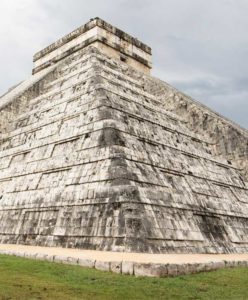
left=0, top=18, right=248, bottom=254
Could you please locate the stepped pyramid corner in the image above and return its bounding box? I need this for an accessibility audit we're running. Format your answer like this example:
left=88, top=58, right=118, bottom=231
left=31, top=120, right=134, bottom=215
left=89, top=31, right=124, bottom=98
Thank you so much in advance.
left=0, top=17, right=248, bottom=254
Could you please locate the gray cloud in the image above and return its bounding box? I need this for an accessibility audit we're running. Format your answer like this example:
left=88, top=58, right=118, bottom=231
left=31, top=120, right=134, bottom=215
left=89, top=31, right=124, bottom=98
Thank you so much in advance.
left=0, top=0, right=248, bottom=128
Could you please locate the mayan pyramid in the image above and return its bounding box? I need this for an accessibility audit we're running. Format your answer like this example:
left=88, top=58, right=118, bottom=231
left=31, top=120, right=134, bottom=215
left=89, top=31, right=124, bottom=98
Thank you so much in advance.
left=0, top=17, right=248, bottom=254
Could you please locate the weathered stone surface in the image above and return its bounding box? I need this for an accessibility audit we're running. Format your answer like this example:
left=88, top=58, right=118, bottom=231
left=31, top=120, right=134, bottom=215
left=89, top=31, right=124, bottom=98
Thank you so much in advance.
left=110, top=261, right=122, bottom=274
left=167, top=264, right=178, bottom=277
left=122, top=261, right=134, bottom=275
left=43, top=255, right=55, bottom=262
left=78, top=258, right=95, bottom=268
left=53, top=256, right=79, bottom=265
left=224, top=260, right=238, bottom=268
left=35, top=253, right=47, bottom=260
left=134, top=263, right=168, bottom=277
left=95, top=260, right=110, bottom=272
left=66, top=256, right=79, bottom=265
left=191, top=263, right=206, bottom=274
left=0, top=17, right=248, bottom=254
left=237, top=260, right=248, bottom=267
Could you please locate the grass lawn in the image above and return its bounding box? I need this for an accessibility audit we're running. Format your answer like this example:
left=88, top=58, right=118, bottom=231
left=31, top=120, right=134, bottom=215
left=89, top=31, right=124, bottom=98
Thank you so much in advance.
left=0, top=254, right=247, bottom=300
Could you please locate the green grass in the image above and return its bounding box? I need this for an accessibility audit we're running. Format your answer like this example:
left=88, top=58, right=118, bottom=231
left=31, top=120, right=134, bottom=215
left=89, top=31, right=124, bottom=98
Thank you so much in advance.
left=0, top=255, right=247, bottom=300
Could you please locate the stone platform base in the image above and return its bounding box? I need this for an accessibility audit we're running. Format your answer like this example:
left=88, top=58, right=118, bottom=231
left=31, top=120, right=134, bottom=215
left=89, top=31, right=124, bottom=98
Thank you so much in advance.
left=1, top=244, right=248, bottom=277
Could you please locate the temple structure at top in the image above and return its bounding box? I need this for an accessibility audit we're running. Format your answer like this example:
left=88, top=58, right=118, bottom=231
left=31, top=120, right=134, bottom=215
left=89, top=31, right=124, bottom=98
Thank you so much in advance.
left=33, top=17, right=152, bottom=75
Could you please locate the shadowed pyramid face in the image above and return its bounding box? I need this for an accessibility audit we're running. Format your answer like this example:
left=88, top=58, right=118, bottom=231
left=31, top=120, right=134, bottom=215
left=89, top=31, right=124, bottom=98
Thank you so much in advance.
left=0, top=18, right=248, bottom=254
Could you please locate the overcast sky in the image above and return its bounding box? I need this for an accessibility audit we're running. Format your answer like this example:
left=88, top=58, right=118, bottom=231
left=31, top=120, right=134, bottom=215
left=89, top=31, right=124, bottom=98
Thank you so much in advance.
left=1, top=0, right=248, bottom=128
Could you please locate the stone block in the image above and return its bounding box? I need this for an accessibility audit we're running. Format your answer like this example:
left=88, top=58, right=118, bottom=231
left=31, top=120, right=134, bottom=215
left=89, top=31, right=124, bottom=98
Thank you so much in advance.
left=95, top=260, right=110, bottom=272
left=122, top=261, right=134, bottom=275
left=205, top=262, right=214, bottom=271
left=224, top=260, right=236, bottom=268
left=194, top=263, right=207, bottom=273
left=167, top=264, right=178, bottom=277
left=78, top=258, right=95, bottom=268
left=185, top=263, right=206, bottom=274
left=212, top=261, right=225, bottom=270
left=238, top=260, right=248, bottom=267
left=66, top=256, right=79, bottom=265
left=14, top=251, right=26, bottom=258
left=43, top=254, right=55, bottom=262
left=110, top=261, right=122, bottom=274
left=53, top=255, right=68, bottom=264
left=134, top=263, right=168, bottom=277
left=35, top=253, right=47, bottom=260
left=24, top=252, right=37, bottom=259
left=177, top=264, right=189, bottom=276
